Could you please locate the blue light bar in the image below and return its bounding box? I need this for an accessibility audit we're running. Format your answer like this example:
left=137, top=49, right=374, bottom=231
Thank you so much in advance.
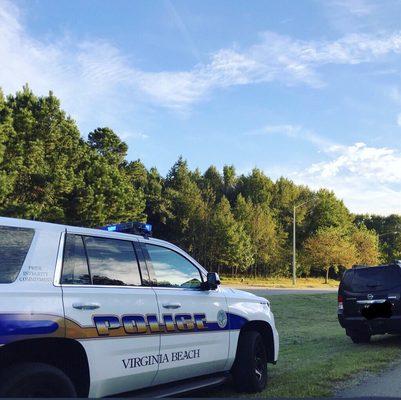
left=99, top=222, right=152, bottom=237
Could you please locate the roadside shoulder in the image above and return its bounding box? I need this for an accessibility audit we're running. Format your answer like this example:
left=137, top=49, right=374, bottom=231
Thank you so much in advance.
left=335, top=353, right=401, bottom=397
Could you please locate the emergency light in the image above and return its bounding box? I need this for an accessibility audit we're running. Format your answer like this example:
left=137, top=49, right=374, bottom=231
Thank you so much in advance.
left=99, top=222, right=152, bottom=237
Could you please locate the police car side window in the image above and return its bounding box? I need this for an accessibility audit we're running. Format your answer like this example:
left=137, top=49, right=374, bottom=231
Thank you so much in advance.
left=84, top=236, right=141, bottom=286
left=0, top=226, right=35, bottom=284
left=144, top=244, right=202, bottom=289
left=61, top=234, right=91, bottom=285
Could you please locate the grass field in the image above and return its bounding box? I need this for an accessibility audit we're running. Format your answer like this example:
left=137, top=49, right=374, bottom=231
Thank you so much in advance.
left=220, top=276, right=339, bottom=289
left=201, top=293, right=401, bottom=397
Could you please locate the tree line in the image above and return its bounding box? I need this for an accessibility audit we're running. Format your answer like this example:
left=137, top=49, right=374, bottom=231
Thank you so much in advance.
left=1, top=87, right=400, bottom=281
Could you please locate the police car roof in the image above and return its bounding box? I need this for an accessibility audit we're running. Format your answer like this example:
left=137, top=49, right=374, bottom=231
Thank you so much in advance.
left=0, top=216, right=165, bottom=245
left=0, top=216, right=207, bottom=275
left=0, top=216, right=68, bottom=232
left=0, top=217, right=142, bottom=238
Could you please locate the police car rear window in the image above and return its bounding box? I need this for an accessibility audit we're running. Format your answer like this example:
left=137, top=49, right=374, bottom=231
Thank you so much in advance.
left=0, top=226, right=34, bottom=283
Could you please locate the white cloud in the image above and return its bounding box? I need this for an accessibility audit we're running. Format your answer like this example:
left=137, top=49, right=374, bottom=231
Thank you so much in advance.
left=247, top=124, right=335, bottom=149
left=120, top=131, right=149, bottom=140
left=0, top=1, right=140, bottom=130
left=249, top=126, right=401, bottom=214
left=329, top=0, right=376, bottom=16
left=293, top=142, right=401, bottom=214
left=247, top=124, right=302, bottom=137
left=2, top=0, right=401, bottom=115
left=306, top=142, right=401, bottom=182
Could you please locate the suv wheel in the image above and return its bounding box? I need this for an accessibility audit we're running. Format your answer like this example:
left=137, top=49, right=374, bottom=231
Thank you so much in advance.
left=349, top=332, right=371, bottom=343
left=231, top=330, right=268, bottom=393
left=0, top=362, right=77, bottom=398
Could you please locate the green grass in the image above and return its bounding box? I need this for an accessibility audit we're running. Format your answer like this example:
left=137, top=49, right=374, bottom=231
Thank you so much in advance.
left=202, top=294, right=401, bottom=397
left=220, top=276, right=339, bottom=289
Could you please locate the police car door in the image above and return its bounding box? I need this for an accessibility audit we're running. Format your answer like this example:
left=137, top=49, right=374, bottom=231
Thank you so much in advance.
left=140, top=241, right=229, bottom=385
left=59, top=230, right=160, bottom=397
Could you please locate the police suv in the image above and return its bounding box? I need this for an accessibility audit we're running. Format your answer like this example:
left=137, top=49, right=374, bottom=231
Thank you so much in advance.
left=0, top=217, right=279, bottom=397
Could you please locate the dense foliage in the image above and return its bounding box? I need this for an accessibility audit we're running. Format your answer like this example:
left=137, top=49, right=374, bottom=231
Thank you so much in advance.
left=0, top=87, right=398, bottom=279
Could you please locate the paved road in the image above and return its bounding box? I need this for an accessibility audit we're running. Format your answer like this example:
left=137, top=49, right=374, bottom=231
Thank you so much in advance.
left=225, top=286, right=338, bottom=296
left=336, top=359, right=401, bottom=397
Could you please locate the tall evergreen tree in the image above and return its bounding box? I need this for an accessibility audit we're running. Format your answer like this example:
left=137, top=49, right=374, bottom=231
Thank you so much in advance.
left=237, top=168, right=273, bottom=206
left=68, top=147, right=146, bottom=227
left=0, top=89, right=15, bottom=206
left=222, top=164, right=237, bottom=202
left=0, top=87, right=146, bottom=226
left=88, top=127, right=128, bottom=165
left=144, top=167, right=171, bottom=234
left=163, top=157, right=207, bottom=253
left=209, top=196, right=253, bottom=276
left=1, top=86, right=85, bottom=221
left=202, top=165, right=223, bottom=200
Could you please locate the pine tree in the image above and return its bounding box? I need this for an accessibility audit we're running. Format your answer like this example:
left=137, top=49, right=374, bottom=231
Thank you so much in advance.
left=209, top=196, right=253, bottom=276
left=1, top=86, right=84, bottom=221
left=163, top=157, right=207, bottom=254
left=88, top=127, right=128, bottom=165
left=237, top=168, right=273, bottom=206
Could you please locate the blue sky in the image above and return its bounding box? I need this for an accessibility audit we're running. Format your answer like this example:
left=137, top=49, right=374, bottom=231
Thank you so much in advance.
left=1, top=0, right=401, bottom=214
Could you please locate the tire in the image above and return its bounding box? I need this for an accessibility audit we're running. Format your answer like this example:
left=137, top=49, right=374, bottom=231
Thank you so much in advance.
left=0, top=362, right=77, bottom=398
left=350, top=332, right=371, bottom=343
left=231, top=330, right=268, bottom=393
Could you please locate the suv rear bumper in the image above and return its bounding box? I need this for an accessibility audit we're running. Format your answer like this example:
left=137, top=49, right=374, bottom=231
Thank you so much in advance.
left=339, top=314, right=401, bottom=335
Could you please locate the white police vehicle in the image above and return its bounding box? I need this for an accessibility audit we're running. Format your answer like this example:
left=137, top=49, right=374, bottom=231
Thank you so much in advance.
left=0, top=217, right=279, bottom=397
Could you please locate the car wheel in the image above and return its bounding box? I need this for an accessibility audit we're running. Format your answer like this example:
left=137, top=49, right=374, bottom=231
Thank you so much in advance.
left=231, top=330, right=268, bottom=393
left=0, top=362, right=77, bottom=398
left=350, top=332, right=371, bottom=343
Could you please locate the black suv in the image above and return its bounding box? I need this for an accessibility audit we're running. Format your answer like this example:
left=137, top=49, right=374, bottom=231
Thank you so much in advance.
left=338, top=262, right=401, bottom=343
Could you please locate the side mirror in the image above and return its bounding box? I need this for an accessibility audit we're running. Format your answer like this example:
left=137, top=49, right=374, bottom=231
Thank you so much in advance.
left=205, top=272, right=221, bottom=290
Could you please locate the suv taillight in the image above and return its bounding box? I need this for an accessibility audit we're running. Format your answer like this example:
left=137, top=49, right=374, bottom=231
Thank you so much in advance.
left=338, top=295, right=344, bottom=310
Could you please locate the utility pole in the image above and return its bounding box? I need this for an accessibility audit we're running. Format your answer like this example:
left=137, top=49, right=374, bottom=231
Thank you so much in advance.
left=293, top=205, right=296, bottom=286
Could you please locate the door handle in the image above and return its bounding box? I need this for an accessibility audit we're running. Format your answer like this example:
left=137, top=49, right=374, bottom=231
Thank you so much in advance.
left=162, top=302, right=181, bottom=309
left=72, top=302, right=100, bottom=310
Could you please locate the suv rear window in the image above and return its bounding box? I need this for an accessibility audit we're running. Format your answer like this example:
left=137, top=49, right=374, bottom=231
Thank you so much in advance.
left=344, top=266, right=401, bottom=292
left=0, top=226, right=35, bottom=283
